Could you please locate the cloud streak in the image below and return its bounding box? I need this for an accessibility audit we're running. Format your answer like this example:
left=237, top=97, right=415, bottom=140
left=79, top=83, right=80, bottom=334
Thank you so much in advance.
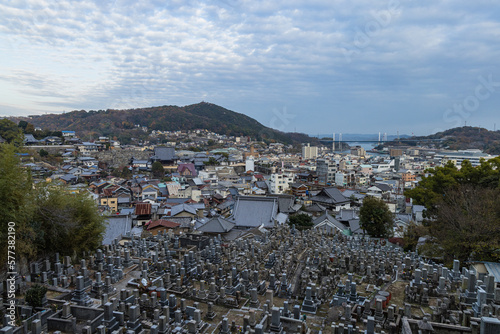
left=0, top=0, right=499, bottom=134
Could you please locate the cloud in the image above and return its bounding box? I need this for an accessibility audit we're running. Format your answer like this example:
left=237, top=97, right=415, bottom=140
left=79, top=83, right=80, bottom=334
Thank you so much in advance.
left=0, top=0, right=499, bottom=134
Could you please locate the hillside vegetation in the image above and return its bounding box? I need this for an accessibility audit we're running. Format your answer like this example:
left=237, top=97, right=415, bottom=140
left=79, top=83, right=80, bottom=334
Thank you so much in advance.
left=14, top=102, right=316, bottom=145
left=386, top=126, right=500, bottom=154
left=425, top=126, right=500, bottom=154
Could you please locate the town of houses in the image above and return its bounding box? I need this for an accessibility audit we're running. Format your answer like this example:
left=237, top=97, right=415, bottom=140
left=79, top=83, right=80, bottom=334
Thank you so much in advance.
left=20, top=128, right=496, bottom=245
left=8, top=128, right=500, bottom=334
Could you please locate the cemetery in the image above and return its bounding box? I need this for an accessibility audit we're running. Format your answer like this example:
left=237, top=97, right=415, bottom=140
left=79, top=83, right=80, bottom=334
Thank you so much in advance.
left=1, top=225, right=500, bottom=333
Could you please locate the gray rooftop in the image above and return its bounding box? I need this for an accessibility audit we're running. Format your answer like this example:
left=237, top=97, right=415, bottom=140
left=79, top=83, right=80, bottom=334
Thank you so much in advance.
left=152, top=147, right=176, bottom=161
left=197, top=216, right=235, bottom=233
left=229, top=196, right=278, bottom=228
left=102, top=215, right=132, bottom=245
left=313, top=211, right=347, bottom=232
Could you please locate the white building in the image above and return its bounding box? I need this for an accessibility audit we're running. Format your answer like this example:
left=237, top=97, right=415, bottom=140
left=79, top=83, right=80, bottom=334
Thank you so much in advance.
left=435, top=149, right=494, bottom=167
left=371, top=160, right=396, bottom=173
left=266, top=172, right=295, bottom=194
left=198, top=170, right=218, bottom=185
left=302, top=143, right=318, bottom=160
left=77, top=142, right=100, bottom=155
left=245, top=156, right=255, bottom=172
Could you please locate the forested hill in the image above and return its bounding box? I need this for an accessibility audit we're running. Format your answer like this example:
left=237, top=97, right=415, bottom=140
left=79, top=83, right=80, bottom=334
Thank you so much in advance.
left=15, top=102, right=316, bottom=144
left=422, top=127, right=500, bottom=154
left=385, top=126, right=500, bottom=155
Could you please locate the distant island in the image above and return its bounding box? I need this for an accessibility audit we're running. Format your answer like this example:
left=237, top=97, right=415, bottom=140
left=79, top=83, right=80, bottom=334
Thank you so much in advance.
left=380, top=126, right=500, bottom=155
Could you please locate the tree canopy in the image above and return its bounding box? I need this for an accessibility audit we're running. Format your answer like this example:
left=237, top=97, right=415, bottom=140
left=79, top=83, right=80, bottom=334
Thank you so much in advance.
left=288, top=213, right=313, bottom=230
left=0, top=143, right=106, bottom=275
left=0, top=143, right=37, bottom=269
left=405, top=158, right=500, bottom=218
left=359, top=196, right=394, bottom=238
left=32, top=183, right=106, bottom=257
left=204, top=157, right=220, bottom=166
left=151, top=161, right=165, bottom=178
left=404, top=158, right=500, bottom=265
left=0, top=119, right=22, bottom=144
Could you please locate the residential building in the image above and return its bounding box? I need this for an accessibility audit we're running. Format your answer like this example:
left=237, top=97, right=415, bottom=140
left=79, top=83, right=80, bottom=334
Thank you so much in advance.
left=389, top=148, right=403, bottom=157
left=266, top=172, right=294, bottom=194
left=290, top=183, right=308, bottom=197
left=350, top=146, right=366, bottom=157
left=78, top=142, right=100, bottom=155
left=302, top=144, right=318, bottom=160
left=402, top=171, right=416, bottom=182
left=100, top=196, right=118, bottom=212
left=146, top=219, right=181, bottom=236
left=310, top=187, right=351, bottom=211
left=141, top=184, right=159, bottom=201
left=316, top=159, right=337, bottom=185
left=335, top=171, right=356, bottom=187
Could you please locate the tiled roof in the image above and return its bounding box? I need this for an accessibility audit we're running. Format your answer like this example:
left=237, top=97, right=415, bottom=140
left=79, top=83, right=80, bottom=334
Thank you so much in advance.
left=311, top=187, right=350, bottom=205
left=102, top=215, right=132, bottom=245
left=147, top=219, right=180, bottom=230
left=229, top=196, right=278, bottom=228
left=197, top=217, right=235, bottom=233
left=313, top=211, right=347, bottom=232
left=171, top=203, right=197, bottom=216
left=135, top=202, right=152, bottom=215
left=152, top=147, right=175, bottom=161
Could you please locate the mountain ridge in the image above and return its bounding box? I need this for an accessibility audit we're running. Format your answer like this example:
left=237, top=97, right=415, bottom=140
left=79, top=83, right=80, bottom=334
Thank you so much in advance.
left=11, top=102, right=317, bottom=145
left=386, top=126, right=500, bottom=155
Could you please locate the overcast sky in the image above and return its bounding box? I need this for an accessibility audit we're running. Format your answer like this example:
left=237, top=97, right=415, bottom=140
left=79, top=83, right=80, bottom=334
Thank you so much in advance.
left=1, top=0, right=499, bottom=135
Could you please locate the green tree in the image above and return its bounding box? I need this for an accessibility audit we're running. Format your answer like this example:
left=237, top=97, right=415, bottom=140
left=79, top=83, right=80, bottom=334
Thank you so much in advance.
left=359, top=196, right=394, bottom=238
left=405, top=158, right=500, bottom=219
left=39, top=149, right=49, bottom=157
left=288, top=213, right=313, bottom=230
left=0, top=144, right=37, bottom=272
left=402, top=221, right=428, bottom=252
left=32, top=183, right=106, bottom=257
left=0, top=119, right=22, bottom=144
left=204, top=157, right=220, bottom=166
left=404, top=158, right=500, bottom=263
left=25, top=285, right=47, bottom=308
left=425, top=185, right=500, bottom=264
left=151, top=161, right=165, bottom=178
left=121, top=166, right=132, bottom=179
left=0, top=143, right=106, bottom=275
left=25, top=123, right=35, bottom=134
left=18, top=120, right=28, bottom=130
